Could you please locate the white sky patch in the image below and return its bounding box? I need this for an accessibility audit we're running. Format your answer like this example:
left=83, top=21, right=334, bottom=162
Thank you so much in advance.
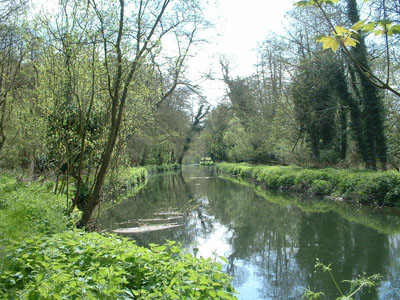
left=187, top=0, right=295, bottom=104
left=195, top=222, right=232, bottom=259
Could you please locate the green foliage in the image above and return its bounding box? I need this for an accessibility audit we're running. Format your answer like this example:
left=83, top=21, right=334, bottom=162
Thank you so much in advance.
left=108, top=167, right=148, bottom=188
left=303, top=259, right=382, bottom=300
left=0, top=175, right=74, bottom=248
left=220, top=171, right=400, bottom=235
left=311, top=179, right=333, bottom=195
left=200, top=161, right=214, bottom=166
left=0, top=231, right=237, bottom=300
left=200, top=157, right=214, bottom=165
left=145, top=164, right=181, bottom=174
left=217, top=163, right=400, bottom=206
left=296, top=0, right=400, bottom=52
left=222, top=117, right=254, bottom=162
left=290, top=53, right=348, bottom=164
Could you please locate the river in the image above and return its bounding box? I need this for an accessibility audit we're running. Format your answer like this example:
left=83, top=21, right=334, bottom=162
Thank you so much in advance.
left=99, top=166, right=400, bottom=300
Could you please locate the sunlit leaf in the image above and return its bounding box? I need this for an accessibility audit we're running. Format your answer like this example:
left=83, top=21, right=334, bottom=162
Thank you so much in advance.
left=352, top=20, right=366, bottom=31
left=390, top=24, right=400, bottom=34
left=324, top=0, right=339, bottom=5
left=317, top=36, right=339, bottom=52
left=374, top=29, right=385, bottom=36
left=335, top=26, right=349, bottom=35
left=363, top=22, right=376, bottom=32
left=343, top=36, right=359, bottom=47
left=295, top=1, right=311, bottom=7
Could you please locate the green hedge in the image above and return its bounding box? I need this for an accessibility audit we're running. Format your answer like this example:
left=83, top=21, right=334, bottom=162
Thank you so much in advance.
left=0, top=231, right=236, bottom=300
left=217, top=163, right=400, bottom=206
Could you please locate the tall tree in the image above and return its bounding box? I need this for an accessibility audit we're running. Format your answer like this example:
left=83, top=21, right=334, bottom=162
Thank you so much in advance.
left=347, top=0, right=388, bottom=169
left=0, top=0, right=28, bottom=154
left=78, top=0, right=201, bottom=228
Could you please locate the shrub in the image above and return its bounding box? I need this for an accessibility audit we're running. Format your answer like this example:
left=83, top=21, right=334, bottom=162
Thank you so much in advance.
left=146, top=164, right=181, bottom=174
left=217, top=163, right=400, bottom=206
left=311, top=179, right=332, bottom=195
left=0, top=231, right=237, bottom=300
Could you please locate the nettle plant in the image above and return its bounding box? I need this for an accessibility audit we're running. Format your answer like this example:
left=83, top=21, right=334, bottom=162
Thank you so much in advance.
left=0, top=231, right=237, bottom=300
left=303, top=259, right=382, bottom=300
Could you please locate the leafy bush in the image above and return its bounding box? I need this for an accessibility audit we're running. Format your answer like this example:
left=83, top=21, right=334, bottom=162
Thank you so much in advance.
left=105, top=167, right=147, bottom=192
left=0, top=231, right=237, bottom=300
left=145, top=164, right=181, bottom=174
left=217, top=163, right=400, bottom=206
left=311, top=180, right=332, bottom=195
left=200, top=161, right=214, bottom=166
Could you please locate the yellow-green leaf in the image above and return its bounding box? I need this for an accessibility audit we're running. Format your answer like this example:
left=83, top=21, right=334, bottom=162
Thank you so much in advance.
left=352, top=20, right=366, bottom=31
left=343, top=36, right=359, bottom=47
left=294, top=0, right=310, bottom=7
left=317, top=36, right=339, bottom=52
left=335, top=26, right=349, bottom=35
left=363, top=22, right=376, bottom=32
left=390, top=24, right=400, bottom=34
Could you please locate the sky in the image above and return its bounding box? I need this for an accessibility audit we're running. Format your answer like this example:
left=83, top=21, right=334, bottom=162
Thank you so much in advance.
left=187, top=0, right=295, bottom=104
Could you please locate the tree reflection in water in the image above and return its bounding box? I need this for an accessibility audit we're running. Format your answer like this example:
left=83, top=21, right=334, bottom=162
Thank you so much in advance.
left=99, top=166, right=400, bottom=300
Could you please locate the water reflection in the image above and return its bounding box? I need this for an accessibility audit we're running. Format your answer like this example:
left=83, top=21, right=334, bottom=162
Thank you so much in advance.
left=99, top=166, right=400, bottom=300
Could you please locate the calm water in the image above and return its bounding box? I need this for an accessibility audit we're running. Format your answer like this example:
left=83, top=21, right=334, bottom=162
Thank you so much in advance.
left=99, top=166, right=400, bottom=300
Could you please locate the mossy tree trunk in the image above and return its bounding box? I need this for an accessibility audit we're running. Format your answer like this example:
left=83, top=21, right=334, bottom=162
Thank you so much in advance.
left=347, top=0, right=388, bottom=170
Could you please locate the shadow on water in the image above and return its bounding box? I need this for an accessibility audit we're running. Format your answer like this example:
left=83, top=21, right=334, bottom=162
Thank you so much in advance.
left=99, top=166, right=400, bottom=300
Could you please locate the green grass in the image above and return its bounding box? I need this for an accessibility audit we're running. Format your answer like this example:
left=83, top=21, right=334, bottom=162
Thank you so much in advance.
left=217, top=163, right=400, bottom=207
left=0, top=175, right=73, bottom=249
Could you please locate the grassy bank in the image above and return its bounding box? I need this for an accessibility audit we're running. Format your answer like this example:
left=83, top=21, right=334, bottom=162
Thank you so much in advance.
left=145, top=163, right=181, bottom=174
left=220, top=174, right=400, bottom=235
left=216, top=163, right=400, bottom=207
left=0, top=169, right=236, bottom=300
left=0, top=167, right=148, bottom=247
left=0, top=175, right=72, bottom=248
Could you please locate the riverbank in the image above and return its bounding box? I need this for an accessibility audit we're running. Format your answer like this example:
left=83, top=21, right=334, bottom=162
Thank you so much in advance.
left=219, top=174, right=400, bottom=235
left=216, top=163, right=400, bottom=207
left=0, top=168, right=236, bottom=299
left=0, top=167, right=148, bottom=247
left=145, top=163, right=181, bottom=174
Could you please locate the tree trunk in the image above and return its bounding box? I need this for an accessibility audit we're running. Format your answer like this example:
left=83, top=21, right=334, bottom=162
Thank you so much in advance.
left=347, top=0, right=387, bottom=170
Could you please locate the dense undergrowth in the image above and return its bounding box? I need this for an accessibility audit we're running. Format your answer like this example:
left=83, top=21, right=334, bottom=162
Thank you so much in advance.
left=0, top=232, right=236, bottom=300
left=145, top=163, right=181, bottom=174
left=0, top=175, right=72, bottom=249
left=217, top=163, right=400, bottom=207
left=0, top=167, right=236, bottom=300
left=104, top=167, right=148, bottom=205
